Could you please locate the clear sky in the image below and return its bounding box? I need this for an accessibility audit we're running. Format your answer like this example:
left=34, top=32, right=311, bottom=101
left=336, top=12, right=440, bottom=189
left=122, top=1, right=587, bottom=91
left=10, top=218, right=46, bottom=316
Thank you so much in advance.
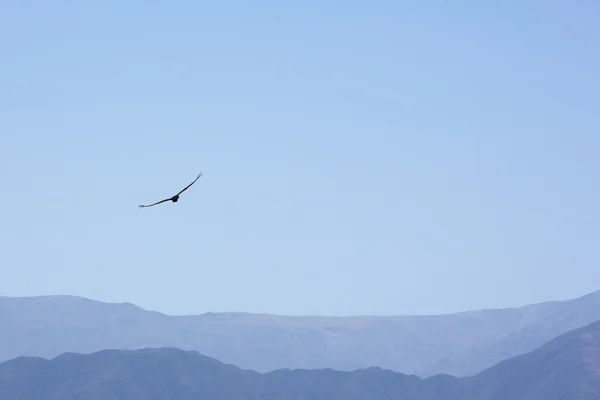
left=1, top=1, right=599, bottom=316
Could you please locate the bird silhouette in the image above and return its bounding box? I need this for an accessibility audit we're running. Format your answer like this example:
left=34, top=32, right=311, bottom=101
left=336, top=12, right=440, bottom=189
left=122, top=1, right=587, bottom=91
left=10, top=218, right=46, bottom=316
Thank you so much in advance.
left=138, top=173, right=202, bottom=208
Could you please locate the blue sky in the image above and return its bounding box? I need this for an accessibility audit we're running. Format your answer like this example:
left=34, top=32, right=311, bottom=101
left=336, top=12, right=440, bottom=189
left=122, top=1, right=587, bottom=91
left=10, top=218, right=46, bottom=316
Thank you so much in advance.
left=1, top=1, right=599, bottom=316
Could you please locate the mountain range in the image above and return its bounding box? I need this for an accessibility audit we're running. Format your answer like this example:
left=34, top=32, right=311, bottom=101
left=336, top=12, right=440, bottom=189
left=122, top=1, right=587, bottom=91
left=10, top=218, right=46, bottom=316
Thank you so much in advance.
left=1, top=290, right=600, bottom=378
left=1, top=317, right=600, bottom=399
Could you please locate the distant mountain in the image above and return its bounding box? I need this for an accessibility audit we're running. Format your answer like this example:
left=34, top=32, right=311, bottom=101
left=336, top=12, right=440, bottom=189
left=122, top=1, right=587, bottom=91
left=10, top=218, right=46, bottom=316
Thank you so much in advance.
left=1, top=319, right=600, bottom=400
left=467, top=318, right=600, bottom=399
left=1, top=290, right=600, bottom=377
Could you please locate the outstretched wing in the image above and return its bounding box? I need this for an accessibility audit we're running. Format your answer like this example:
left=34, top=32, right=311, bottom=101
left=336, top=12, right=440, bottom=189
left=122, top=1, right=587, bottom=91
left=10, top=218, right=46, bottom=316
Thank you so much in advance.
left=176, top=173, right=202, bottom=196
left=138, top=198, right=171, bottom=208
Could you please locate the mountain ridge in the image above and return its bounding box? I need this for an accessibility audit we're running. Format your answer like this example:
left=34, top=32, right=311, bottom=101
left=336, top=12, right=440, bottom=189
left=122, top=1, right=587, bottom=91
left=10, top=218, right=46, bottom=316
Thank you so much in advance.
left=1, top=289, right=600, bottom=377
left=2, top=318, right=600, bottom=399
left=1, top=291, right=585, bottom=317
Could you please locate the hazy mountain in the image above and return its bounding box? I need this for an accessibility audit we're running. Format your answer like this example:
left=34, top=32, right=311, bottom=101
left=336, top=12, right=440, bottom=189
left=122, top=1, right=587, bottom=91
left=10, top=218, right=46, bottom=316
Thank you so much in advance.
left=1, top=319, right=600, bottom=400
left=1, top=290, right=600, bottom=377
left=467, top=318, right=600, bottom=399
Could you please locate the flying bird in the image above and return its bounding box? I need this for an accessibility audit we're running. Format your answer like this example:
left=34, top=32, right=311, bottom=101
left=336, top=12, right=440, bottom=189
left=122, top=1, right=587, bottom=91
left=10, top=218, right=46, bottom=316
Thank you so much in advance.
left=138, top=173, right=202, bottom=208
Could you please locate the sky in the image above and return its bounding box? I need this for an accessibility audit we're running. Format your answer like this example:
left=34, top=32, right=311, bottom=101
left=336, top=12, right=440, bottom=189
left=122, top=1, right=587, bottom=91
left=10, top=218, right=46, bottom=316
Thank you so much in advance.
left=1, top=1, right=599, bottom=316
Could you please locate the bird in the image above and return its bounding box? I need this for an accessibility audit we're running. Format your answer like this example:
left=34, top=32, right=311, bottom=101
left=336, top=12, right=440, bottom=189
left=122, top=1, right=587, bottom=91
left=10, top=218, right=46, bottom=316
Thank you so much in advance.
left=138, top=173, right=202, bottom=208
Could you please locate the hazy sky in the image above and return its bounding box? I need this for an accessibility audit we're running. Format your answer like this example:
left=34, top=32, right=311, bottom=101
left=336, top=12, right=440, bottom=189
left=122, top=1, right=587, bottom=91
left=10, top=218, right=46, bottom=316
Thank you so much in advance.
left=1, top=1, right=599, bottom=316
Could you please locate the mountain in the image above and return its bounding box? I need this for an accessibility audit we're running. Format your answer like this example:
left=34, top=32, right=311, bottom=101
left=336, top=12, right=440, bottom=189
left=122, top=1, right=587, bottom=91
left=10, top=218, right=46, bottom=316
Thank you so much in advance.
left=467, top=318, right=600, bottom=399
left=1, top=319, right=600, bottom=399
left=1, top=290, right=600, bottom=378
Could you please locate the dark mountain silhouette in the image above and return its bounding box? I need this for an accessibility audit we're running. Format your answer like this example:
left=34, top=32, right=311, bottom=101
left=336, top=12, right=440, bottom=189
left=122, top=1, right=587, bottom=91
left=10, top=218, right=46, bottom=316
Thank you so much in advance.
left=1, top=290, right=600, bottom=378
left=1, top=319, right=600, bottom=400
left=466, top=317, right=600, bottom=399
